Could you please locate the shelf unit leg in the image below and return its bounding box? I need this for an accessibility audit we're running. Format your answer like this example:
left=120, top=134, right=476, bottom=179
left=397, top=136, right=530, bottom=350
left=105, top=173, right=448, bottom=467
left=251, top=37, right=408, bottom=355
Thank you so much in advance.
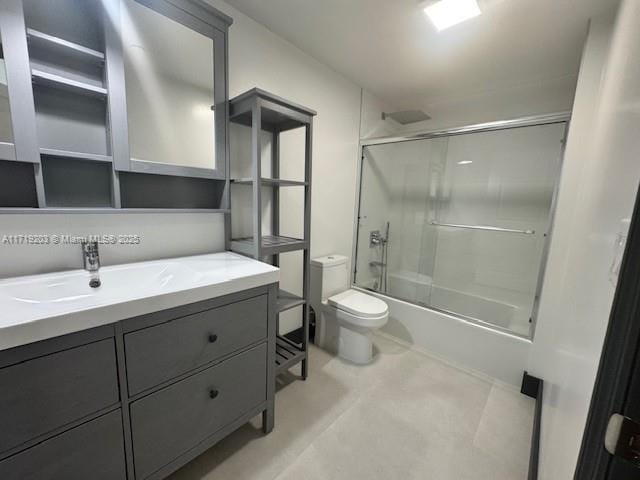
left=265, top=283, right=277, bottom=432
left=262, top=408, right=274, bottom=434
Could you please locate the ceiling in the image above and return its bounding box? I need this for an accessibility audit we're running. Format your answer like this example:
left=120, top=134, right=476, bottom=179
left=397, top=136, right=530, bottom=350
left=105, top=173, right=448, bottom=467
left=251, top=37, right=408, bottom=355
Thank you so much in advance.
left=223, top=0, right=619, bottom=112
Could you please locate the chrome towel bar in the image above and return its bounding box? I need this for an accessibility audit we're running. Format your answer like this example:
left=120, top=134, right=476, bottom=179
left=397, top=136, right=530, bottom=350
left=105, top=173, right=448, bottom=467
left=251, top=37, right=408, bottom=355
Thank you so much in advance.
left=429, top=221, right=535, bottom=235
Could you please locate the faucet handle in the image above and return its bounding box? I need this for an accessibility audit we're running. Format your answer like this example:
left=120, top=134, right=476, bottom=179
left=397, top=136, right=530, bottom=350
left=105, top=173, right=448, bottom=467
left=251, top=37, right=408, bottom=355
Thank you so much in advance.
left=81, top=240, right=100, bottom=271
left=81, top=240, right=99, bottom=253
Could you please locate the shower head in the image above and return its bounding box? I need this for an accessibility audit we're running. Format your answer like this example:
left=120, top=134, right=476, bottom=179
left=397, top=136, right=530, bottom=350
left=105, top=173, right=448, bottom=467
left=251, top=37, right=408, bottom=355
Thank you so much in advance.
left=382, top=110, right=431, bottom=125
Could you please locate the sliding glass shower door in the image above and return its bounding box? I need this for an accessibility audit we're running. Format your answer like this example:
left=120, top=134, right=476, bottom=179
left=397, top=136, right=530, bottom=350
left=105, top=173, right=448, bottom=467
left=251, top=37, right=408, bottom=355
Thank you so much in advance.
left=354, top=121, right=566, bottom=338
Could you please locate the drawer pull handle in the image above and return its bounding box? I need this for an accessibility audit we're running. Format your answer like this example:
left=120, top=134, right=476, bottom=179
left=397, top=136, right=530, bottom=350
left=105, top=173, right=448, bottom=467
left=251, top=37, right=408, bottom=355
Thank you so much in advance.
left=209, top=389, right=219, bottom=399
left=208, top=334, right=218, bottom=343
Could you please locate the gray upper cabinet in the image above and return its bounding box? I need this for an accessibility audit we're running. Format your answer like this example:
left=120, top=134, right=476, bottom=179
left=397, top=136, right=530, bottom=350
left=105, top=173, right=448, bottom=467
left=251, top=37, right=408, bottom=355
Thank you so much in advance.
left=0, top=0, right=232, bottom=212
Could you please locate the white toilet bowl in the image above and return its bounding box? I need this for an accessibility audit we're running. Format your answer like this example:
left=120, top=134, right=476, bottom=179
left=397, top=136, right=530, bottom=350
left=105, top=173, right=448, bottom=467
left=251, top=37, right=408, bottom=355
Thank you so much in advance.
left=325, top=289, right=389, bottom=364
left=310, top=254, right=389, bottom=364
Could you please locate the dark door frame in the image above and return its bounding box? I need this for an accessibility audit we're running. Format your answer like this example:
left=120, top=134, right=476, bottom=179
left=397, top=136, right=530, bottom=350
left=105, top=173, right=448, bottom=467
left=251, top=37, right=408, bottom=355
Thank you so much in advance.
left=575, top=184, right=640, bottom=479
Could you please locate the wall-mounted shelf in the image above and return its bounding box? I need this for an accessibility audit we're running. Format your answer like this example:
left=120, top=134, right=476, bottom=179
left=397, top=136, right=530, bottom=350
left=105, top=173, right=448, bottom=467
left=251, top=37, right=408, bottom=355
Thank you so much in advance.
left=26, top=28, right=105, bottom=64
left=231, top=177, right=307, bottom=187
left=39, top=148, right=112, bottom=163
left=31, top=69, right=108, bottom=97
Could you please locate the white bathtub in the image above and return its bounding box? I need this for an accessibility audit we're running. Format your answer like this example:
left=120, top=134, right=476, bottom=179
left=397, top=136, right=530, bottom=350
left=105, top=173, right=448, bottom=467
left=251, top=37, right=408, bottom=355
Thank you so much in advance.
left=387, top=270, right=433, bottom=303
left=362, top=270, right=531, bottom=386
left=388, top=270, right=517, bottom=330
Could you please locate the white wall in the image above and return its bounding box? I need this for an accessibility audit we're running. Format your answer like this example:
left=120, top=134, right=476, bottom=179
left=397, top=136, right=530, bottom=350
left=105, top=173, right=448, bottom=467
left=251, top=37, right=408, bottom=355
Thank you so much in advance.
left=527, top=3, right=640, bottom=478
left=359, top=89, right=402, bottom=138
left=396, top=76, right=577, bottom=134
left=359, top=74, right=577, bottom=139
left=0, top=213, right=225, bottom=279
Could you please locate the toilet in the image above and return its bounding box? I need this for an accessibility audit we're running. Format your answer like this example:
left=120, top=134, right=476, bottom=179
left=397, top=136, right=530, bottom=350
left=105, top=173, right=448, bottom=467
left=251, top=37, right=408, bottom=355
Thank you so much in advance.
left=310, top=255, right=389, bottom=364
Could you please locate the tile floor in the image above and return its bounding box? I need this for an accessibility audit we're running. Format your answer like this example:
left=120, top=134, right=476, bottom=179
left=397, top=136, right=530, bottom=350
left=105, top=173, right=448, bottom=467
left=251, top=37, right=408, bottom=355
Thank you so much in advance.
left=169, top=334, right=534, bottom=480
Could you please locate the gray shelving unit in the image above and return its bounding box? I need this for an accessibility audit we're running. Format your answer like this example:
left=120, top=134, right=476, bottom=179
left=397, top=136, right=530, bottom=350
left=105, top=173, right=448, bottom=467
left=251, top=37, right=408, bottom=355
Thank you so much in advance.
left=228, top=88, right=316, bottom=379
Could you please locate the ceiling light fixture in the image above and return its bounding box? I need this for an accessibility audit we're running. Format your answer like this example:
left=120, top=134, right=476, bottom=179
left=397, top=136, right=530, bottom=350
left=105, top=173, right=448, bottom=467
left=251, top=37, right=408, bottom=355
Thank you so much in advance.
left=424, top=0, right=482, bottom=31
left=457, top=160, right=473, bottom=165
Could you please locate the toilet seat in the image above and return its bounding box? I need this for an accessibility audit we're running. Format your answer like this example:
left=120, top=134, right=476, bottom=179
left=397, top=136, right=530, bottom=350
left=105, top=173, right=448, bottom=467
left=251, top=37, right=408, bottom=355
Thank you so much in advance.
left=327, top=289, right=389, bottom=328
left=328, top=289, right=388, bottom=317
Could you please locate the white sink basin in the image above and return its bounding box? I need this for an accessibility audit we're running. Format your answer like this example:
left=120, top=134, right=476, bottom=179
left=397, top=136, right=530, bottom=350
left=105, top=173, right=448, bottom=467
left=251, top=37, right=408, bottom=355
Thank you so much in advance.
left=0, top=252, right=279, bottom=351
left=3, top=263, right=194, bottom=306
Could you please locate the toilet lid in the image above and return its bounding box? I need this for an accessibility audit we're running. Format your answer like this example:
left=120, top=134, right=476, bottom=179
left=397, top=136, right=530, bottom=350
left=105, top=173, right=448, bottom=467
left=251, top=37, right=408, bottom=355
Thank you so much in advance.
left=328, top=289, right=388, bottom=318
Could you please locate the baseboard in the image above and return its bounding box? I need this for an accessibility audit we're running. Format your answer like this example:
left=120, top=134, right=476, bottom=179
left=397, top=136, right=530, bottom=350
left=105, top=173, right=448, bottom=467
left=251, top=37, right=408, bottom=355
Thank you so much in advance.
left=521, top=371, right=542, bottom=398
left=522, top=371, right=543, bottom=480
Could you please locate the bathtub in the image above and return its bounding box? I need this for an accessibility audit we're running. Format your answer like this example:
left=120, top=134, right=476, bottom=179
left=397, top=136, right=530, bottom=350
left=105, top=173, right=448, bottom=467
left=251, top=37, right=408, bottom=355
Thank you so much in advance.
left=388, top=270, right=517, bottom=330
left=361, top=270, right=531, bottom=386
left=387, top=270, right=433, bottom=303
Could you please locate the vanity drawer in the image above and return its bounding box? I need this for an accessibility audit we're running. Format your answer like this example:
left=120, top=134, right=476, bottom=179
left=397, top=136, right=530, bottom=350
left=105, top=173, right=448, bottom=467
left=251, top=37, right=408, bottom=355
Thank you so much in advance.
left=125, top=294, right=267, bottom=395
left=0, top=409, right=126, bottom=480
left=130, top=343, right=267, bottom=479
left=0, top=338, right=119, bottom=454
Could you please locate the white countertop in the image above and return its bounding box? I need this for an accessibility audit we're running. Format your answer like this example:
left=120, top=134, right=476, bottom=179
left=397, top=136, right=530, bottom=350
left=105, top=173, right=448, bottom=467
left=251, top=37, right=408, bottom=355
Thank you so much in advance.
left=0, top=252, right=279, bottom=352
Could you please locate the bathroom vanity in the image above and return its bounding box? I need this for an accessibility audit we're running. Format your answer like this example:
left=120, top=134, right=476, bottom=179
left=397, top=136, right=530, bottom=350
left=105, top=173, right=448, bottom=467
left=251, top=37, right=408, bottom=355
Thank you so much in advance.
left=0, top=252, right=278, bottom=480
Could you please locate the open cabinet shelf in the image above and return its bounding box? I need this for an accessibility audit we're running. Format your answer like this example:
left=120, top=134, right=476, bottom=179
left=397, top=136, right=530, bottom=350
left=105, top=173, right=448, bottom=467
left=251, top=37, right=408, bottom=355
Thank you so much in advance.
left=31, top=69, right=108, bottom=97
left=26, top=28, right=105, bottom=64
left=39, top=148, right=112, bottom=163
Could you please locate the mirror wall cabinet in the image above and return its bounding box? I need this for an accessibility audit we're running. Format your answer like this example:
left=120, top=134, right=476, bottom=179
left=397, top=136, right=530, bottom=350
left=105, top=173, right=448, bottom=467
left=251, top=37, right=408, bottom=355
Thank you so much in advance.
left=0, top=0, right=232, bottom=212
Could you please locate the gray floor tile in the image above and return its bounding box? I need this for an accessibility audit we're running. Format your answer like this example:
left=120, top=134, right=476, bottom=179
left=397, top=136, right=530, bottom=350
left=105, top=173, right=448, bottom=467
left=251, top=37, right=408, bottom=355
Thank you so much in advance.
left=169, top=335, right=533, bottom=480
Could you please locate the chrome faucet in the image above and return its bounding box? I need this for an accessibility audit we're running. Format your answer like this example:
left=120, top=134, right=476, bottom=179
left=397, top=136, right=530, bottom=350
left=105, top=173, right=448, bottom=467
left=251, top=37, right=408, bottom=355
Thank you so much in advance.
left=81, top=240, right=101, bottom=288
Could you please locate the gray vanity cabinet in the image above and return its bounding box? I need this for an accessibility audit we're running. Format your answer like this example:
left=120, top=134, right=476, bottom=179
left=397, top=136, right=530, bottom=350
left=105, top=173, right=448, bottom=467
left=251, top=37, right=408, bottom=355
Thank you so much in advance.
left=0, top=410, right=127, bottom=480
left=0, top=337, right=120, bottom=453
left=130, top=343, right=267, bottom=479
left=125, top=294, right=268, bottom=396
left=0, top=283, right=277, bottom=480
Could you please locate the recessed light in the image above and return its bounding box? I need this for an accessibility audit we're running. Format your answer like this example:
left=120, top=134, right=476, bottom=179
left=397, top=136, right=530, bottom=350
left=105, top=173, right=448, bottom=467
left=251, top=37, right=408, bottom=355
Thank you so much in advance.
left=457, top=160, right=473, bottom=165
left=424, top=0, right=482, bottom=31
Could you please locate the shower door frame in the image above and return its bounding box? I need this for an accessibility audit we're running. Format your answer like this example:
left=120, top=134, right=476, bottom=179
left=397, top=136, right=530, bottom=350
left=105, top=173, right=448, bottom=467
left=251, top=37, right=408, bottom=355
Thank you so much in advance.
left=352, top=112, right=571, bottom=340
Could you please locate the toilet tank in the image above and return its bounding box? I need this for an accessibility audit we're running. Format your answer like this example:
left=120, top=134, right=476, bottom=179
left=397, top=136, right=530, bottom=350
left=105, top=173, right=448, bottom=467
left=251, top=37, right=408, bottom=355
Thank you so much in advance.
left=310, top=255, right=349, bottom=308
